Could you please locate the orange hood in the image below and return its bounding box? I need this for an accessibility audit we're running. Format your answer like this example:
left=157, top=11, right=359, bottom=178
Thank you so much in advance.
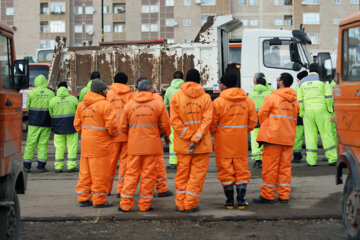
left=220, top=88, right=247, bottom=102
left=273, top=88, right=297, bottom=102
left=110, top=83, right=132, bottom=95
left=180, top=82, right=205, bottom=98
left=133, top=91, right=154, bottom=103
left=82, top=91, right=106, bottom=106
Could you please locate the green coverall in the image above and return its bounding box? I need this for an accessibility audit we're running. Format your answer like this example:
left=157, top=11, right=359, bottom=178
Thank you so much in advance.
left=248, top=84, right=272, bottom=161
left=298, top=73, right=337, bottom=165
left=330, top=80, right=337, bottom=143
left=49, top=87, right=79, bottom=171
left=293, top=82, right=304, bottom=155
left=164, top=78, right=184, bottom=165
left=79, top=80, right=92, bottom=102
left=23, top=75, right=55, bottom=169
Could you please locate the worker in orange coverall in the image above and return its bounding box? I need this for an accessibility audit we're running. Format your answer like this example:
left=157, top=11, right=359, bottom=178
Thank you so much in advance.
left=170, top=69, right=213, bottom=213
left=253, top=73, right=299, bottom=204
left=74, top=79, right=118, bottom=208
left=119, top=79, right=171, bottom=212
left=211, top=73, right=257, bottom=210
left=105, top=72, right=132, bottom=196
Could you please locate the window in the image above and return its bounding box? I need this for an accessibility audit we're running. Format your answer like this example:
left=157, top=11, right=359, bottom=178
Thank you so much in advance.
left=74, top=25, right=82, bottom=33
left=0, top=36, right=12, bottom=89
left=50, top=2, right=65, bottom=14
left=303, top=13, right=320, bottom=24
left=114, top=4, right=125, bottom=13
left=74, top=6, right=82, bottom=14
left=302, top=0, right=319, bottom=4
left=333, top=0, right=341, bottom=3
left=184, top=39, right=192, bottom=43
left=150, top=24, right=159, bottom=32
left=150, top=5, right=159, bottom=13
left=166, top=0, right=174, bottom=6
left=274, top=19, right=283, bottom=26
left=50, top=21, right=65, bottom=33
left=184, top=0, right=191, bottom=6
left=274, top=0, right=292, bottom=5
left=284, top=15, right=292, bottom=26
left=201, top=14, right=215, bottom=25
left=249, top=19, right=258, bottom=26
left=141, top=5, right=150, bottom=13
left=85, top=24, right=93, bottom=34
left=351, top=0, right=359, bottom=4
left=249, top=0, right=258, bottom=5
left=263, top=40, right=293, bottom=69
left=183, top=19, right=191, bottom=26
left=239, top=0, right=247, bottom=5
left=342, top=27, right=360, bottom=81
left=333, top=18, right=341, bottom=25
left=333, top=37, right=338, bottom=45
left=85, top=6, right=94, bottom=14
left=308, top=33, right=320, bottom=44
left=167, top=39, right=175, bottom=44
left=114, top=23, right=124, bottom=32
left=40, top=21, right=49, bottom=33
left=166, top=19, right=175, bottom=27
left=202, top=0, right=216, bottom=5
left=40, top=40, right=49, bottom=49
left=50, top=40, right=56, bottom=48
left=40, top=3, right=49, bottom=14
left=141, top=24, right=150, bottom=32
left=104, top=25, right=111, bottom=33
left=103, top=6, right=110, bottom=14
left=6, top=8, right=14, bottom=15
left=240, top=19, right=248, bottom=26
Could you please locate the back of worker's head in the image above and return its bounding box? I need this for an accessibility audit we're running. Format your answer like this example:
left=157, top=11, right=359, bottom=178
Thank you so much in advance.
left=136, top=77, right=148, bottom=89
left=297, top=70, right=308, bottom=81
left=173, top=71, right=184, bottom=79
left=280, top=73, right=293, bottom=87
left=309, top=63, right=320, bottom=74
left=138, top=79, right=153, bottom=92
left=255, top=72, right=265, bottom=80
left=90, top=71, right=100, bottom=80
left=58, top=81, right=68, bottom=89
left=185, top=69, right=200, bottom=83
left=220, top=73, right=238, bottom=88
left=114, top=72, right=128, bottom=84
left=256, top=77, right=266, bottom=86
left=91, top=78, right=107, bottom=93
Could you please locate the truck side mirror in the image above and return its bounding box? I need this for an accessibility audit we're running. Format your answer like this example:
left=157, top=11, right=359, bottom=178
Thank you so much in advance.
left=13, top=59, right=29, bottom=90
left=290, top=42, right=301, bottom=63
left=317, top=52, right=332, bottom=82
left=292, top=62, right=301, bottom=71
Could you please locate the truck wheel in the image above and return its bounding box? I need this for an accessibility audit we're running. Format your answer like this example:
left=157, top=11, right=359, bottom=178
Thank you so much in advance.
left=343, top=174, right=360, bottom=240
left=0, top=191, right=20, bottom=240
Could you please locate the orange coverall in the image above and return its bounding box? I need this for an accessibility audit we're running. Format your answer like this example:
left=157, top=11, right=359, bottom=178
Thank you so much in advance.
left=170, top=81, right=213, bottom=211
left=74, top=91, right=118, bottom=206
left=106, top=83, right=132, bottom=195
left=120, top=91, right=171, bottom=212
left=211, top=88, right=257, bottom=187
left=256, top=88, right=299, bottom=200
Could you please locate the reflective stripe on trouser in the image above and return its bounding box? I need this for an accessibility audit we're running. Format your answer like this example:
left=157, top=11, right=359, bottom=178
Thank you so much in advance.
left=303, top=109, right=337, bottom=165
left=169, top=126, right=177, bottom=164
left=23, top=126, right=51, bottom=163
left=293, top=125, right=304, bottom=152
left=175, top=153, right=210, bottom=211
left=108, top=142, right=127, bottom=195
left=250, top=128, right=262, bottom=161
left=156, top=157, right=169, bottom=193
left=76, top=155, right=111, bottom=205
left=120, top=155, right=160, bottom=211
left=215, top=157, right=251, bottom=186
left=261, top=145, right=292, bottom=200
left=54, top=132, right=78, bottom=170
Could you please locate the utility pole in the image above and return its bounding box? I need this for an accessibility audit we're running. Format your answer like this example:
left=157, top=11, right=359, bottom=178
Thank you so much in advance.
left=101, top=0, right=104, bottom=42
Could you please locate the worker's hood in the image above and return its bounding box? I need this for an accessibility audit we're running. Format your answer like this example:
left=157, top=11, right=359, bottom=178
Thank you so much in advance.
left=133, top=91, right=154, bottom=103
left=253, top=84, right=268, bottom=93
left=110, top=83, right=132, bottom=94
left=220, top=88, right=246, bottom=102
left=180, top=82, right=205, bottom=98
left=86, top=80, right=93, bottom=88
left=56, top=86, right=70, bottom=97
left=82, top=91, right=105, bottom=106
left=170, top=78, right=184, bottom=89
left=34, top=74, right=47, bottom=88
left=273, top=88, right=297, bottom=102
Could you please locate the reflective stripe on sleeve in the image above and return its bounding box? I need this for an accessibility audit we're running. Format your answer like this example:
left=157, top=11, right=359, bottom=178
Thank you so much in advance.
left=179, top=127, right=188, bottom=138
left=53, top=114, right=75, bottom=118
left=129, top=124, right=159, bottom=128
left=186, top=191, right=201, bottom=197
left=195, top=133, right=202, bottom=139
left=184, top=121, right=202, bottom=125
left=140, top=195, right=154, bottom=199
left=82, top=126, right=107, bottom=130
left=277, top=182, right=291, bottom=187
left=324, top=145, right=336, bottom=152
left=262, top=182, right=276, bottom=188
left=217, top=125, right=248, bottom=129
left=269, top=115, right=297, bottom=121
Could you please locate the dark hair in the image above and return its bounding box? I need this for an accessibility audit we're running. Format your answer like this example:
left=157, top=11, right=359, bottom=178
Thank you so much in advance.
left=255, top=72, right=265, bottom=80
left=138, top=79, right=153, bottom=92
left=297, top=70, right=308, bottom=80
left=185, top=69, right=200, bottom=83
left=280, top=72, right=293, bottom=87
left=256, top=78, right=266, bottom=86
left=136, top=77, right=148, bottom=88
left=173, top=71, right=184, bottom=79
left=57, top=81, right=68, bottom=89
left=114, top=72, right=128, bottom=84
left=309, top=63, right=320, bottom=74
left=90, top=71, right=100, bottom=80
left=220, top=73, right=238, bottom=88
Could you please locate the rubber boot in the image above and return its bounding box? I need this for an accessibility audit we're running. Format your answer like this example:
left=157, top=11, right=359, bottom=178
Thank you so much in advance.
left=236, top=184, right=248, bottom=210
left=223, top=185, right=234, bottom=209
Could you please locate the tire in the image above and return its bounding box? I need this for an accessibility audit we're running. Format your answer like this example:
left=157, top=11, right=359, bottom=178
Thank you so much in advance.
left=0, top=191, right=21, bottom=240
left=342, top=174, right=360, bottom=240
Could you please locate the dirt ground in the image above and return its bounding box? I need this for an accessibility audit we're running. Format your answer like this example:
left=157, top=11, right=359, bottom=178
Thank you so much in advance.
left=20, top=219, right=345, bottom=240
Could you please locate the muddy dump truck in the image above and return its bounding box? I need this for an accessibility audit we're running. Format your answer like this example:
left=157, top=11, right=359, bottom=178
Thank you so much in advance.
left=47, top=15, right=241, bottom=97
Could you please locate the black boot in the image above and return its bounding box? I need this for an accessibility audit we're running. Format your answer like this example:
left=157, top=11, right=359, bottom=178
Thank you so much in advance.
left=223, top=185, right=234, bottom=209
left=292, top=152, right=302, bottom=163
left=236, top=184, right=248, bottom=209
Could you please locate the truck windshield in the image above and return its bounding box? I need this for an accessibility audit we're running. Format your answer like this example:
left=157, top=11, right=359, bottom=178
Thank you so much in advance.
left=0, top=35, right=12, bottom=89
left=263, top=40, right=293, bottom=69
left=29, top=65, right=49, bottom=87
left=342, top=26, right=360, bottom=82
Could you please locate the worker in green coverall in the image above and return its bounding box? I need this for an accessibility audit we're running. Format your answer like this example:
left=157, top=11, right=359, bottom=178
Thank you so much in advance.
left=49, top=82, right=79, bottom=173
left=164, top=71, right=184, bottom=169
left=248, top=73, right=272, bottom=168
left=79, top=71, right=100, bottom=102
left=292, top=70, right=308, bottom=163
left=298, top=63, right=337, bottom=166
left=23, top=75, right=55, bottom=173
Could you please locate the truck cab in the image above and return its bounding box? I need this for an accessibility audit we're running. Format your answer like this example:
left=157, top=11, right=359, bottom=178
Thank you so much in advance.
left=0, top=22, right=29, bottom=239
